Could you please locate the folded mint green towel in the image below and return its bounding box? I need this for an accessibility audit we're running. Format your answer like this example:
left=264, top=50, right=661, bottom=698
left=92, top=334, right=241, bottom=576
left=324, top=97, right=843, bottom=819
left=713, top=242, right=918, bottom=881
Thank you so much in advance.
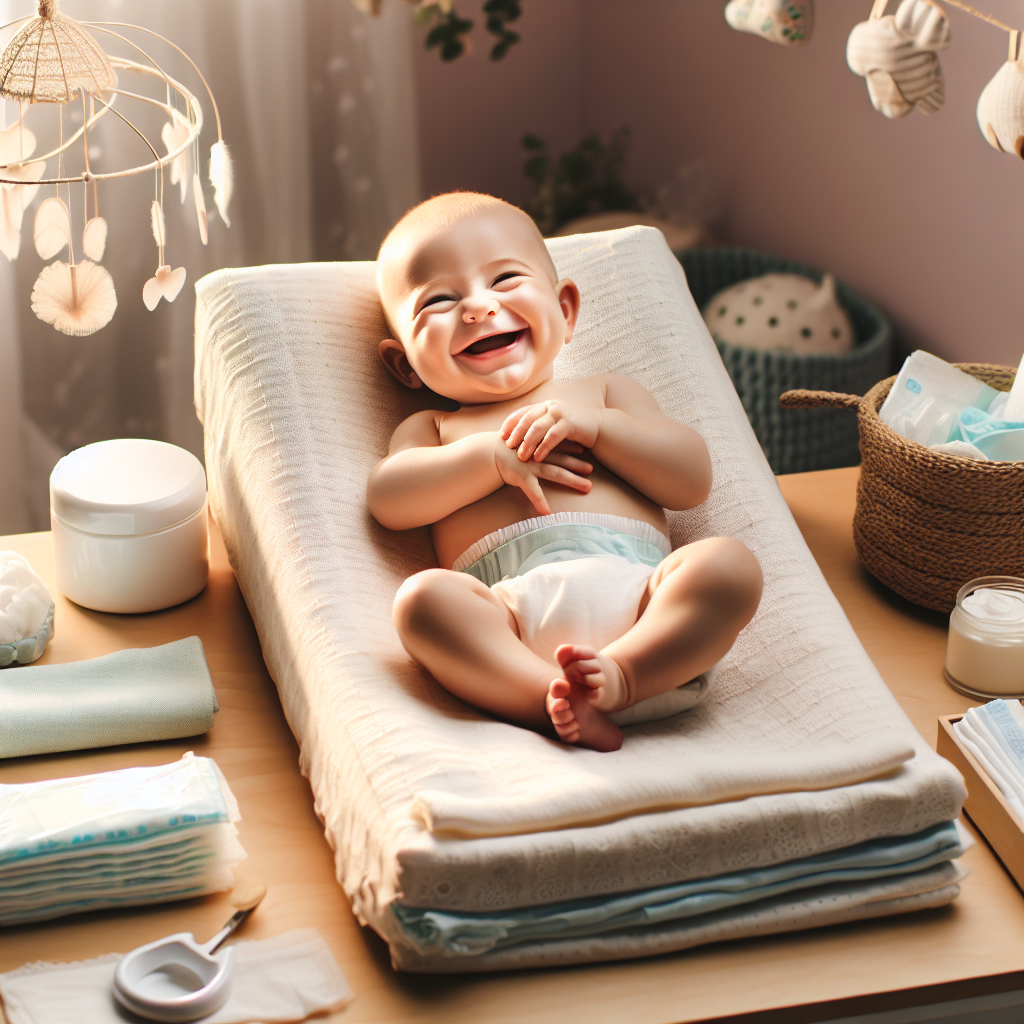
left=0, top=637, right=218, bottom=758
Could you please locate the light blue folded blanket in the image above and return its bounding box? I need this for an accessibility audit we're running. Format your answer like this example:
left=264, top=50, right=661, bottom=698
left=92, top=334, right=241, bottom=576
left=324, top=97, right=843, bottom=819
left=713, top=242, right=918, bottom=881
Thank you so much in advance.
left=0, top=637, right=217, bottom=758
left=392, top=820, right=965, bottom=956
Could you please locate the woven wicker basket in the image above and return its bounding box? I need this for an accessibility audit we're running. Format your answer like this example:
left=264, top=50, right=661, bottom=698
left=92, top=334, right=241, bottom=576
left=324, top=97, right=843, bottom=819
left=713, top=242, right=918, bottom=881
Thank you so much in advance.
left=677, top=247, right=892, bottom=475
left=781, top=363, right=1024, bottom=614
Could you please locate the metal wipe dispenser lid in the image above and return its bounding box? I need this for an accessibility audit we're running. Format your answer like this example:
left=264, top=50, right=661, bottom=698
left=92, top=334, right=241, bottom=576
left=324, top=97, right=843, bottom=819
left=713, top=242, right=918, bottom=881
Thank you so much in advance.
left=50, top=439, right=207, bottom=536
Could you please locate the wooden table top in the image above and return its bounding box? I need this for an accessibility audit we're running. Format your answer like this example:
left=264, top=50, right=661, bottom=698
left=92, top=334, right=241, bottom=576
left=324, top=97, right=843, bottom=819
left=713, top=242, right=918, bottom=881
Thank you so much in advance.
left=1, top=466, right=1021, bottom=1024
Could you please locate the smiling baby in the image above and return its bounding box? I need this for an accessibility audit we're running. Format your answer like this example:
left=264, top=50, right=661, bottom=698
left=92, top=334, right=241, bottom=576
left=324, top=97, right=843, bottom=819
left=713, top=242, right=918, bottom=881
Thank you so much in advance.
left=367, top=193, right=762, bottom=752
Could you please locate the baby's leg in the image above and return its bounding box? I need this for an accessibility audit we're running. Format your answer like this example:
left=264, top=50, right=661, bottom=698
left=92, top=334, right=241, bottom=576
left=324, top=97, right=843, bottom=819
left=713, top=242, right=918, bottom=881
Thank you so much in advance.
left=394, top=569, right=623, bottom=751
left=557, top=537, right=762, bottom=716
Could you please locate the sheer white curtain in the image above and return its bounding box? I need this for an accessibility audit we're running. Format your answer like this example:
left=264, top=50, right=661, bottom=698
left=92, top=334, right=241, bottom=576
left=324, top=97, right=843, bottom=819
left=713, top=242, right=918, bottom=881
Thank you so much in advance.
left=0, top=0, right=421, bottom=533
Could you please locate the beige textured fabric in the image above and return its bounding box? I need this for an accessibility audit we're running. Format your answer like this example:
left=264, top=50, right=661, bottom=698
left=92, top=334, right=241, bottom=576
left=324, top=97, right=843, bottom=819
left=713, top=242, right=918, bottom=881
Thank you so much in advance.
left=194, top=228, right=964, bottom=930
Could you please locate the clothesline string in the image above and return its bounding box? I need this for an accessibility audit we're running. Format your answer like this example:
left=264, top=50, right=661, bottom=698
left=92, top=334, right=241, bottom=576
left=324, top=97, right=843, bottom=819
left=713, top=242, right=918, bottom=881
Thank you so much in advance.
left=938, top=0, right=1015, bottom=33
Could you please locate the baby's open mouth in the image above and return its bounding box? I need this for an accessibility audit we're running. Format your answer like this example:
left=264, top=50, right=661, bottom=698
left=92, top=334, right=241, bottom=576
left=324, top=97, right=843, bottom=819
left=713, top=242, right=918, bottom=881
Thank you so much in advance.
left=462, top=330, right=523, bottom=356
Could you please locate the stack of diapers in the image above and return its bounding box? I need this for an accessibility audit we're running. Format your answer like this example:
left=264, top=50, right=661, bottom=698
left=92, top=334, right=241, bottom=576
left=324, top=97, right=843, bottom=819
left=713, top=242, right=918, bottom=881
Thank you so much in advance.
left=1, top=754, right=246, bottom=926
left=194, top=226, right=967, bottom=972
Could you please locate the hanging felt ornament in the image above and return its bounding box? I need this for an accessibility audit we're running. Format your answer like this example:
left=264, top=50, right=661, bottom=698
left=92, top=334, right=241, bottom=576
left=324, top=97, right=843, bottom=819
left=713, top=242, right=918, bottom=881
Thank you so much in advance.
left=724, top=0, right=814, bottom=46
left=209, top=140, right=234, bottom=227
left=193, top=172, right=208, bottom=245
left=977, top=30, right=1024, bottom=158
left=847, top=0, right=951, bottom=118
left=162, top=112, right=192, bottom=205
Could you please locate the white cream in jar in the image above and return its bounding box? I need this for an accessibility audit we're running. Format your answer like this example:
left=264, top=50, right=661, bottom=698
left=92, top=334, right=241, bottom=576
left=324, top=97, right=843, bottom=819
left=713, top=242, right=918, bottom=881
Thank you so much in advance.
left=945, top=576, right=1024, bottom=699
left=50, top=439, right=209, bottom=614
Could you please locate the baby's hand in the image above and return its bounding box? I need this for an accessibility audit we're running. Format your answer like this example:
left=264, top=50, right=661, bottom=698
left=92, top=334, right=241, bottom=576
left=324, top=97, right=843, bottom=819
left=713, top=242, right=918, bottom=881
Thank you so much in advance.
left=501, top=401, right=602, bottom=463
left=494, top=436, right=593, bottom=516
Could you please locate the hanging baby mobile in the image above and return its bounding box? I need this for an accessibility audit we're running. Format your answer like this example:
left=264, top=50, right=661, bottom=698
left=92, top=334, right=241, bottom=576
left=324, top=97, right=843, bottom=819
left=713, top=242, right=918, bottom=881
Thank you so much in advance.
left=723, top=0, right=1024, bottom=159
left=0, top=0, right=231, bottom=336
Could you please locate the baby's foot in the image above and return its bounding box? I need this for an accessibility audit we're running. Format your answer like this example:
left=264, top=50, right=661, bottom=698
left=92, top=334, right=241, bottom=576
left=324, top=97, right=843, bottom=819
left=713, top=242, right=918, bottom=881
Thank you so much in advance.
left=555, top=644, right=630, bottom=714
left=546, top=678, right=624, bottom=752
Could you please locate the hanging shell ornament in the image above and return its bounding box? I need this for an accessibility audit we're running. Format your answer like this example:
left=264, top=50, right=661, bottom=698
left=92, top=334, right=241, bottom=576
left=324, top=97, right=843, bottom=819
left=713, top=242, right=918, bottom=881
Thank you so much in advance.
left=977, top=33, right=1024, bottom=158
left=724, top=0, right=814, bottom=46
left=0, top=121, right=45, bottom=261
left=31, top=259, right=117, bottom=336
left=0, top=0, right=232, bottom=335
left=143, top=198, right=186, bottom=309
left=847, top=0, right=951, bottom=118
left=143, top=265, right=187, bottom=311
left=82, top=216, right=108, bottom=261
left=33, top=196, right=71, bottom=259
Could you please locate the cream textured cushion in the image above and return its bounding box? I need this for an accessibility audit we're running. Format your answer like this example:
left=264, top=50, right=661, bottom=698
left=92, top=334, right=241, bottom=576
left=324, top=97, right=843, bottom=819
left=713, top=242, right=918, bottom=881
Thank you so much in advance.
left=194, top=228, right=963, bottom=950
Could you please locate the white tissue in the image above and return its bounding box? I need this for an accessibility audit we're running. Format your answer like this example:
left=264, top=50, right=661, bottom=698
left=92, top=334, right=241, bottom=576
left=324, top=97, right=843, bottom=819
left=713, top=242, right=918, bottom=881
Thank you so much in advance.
left=928, top=440, right=988, bottom=460
left=1004, top=352, right=1024, bottom=422
left=0, top=929, right=353, bottom=1024
left=0, top=553, right=50, bottom=645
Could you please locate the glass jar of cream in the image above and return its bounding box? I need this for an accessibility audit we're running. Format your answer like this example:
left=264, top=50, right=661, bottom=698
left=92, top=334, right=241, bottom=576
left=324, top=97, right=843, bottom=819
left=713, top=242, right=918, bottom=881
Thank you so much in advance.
left=945, top=576, right=1024, bottom=699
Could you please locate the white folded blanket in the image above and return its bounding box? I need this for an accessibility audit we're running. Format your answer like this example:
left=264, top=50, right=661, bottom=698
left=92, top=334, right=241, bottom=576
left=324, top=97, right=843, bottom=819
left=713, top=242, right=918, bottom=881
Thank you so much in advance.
left=194, top=227, right=963, bottom=939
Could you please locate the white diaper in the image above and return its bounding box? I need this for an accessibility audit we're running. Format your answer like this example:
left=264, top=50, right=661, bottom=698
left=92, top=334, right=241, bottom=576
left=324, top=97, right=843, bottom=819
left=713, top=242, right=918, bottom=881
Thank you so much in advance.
left=453, top=513, right=717, bottom=726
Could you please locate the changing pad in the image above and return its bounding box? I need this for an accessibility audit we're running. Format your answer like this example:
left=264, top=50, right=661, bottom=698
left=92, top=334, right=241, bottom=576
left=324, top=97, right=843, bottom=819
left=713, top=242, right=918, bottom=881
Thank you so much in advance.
left=194, top=227, right=964, bottom=947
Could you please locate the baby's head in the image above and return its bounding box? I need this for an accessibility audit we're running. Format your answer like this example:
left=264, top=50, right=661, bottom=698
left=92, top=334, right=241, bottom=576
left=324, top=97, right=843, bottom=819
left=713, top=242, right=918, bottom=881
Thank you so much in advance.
left=376, top=192, right=580, bottom=405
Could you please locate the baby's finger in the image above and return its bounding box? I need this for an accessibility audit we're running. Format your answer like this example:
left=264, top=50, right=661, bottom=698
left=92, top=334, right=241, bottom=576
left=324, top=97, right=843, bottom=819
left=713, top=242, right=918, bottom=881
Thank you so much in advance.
left=518, top=415, right=558, bottom=460
left=520, top=474, right=552, bottom=515
left=505, top=406, right=544, bottom=448
left=543, top=452, right=593, bottom=475
left=500, top=406, right=531, bottom=441
left=536, top=463, right=593, bottom=494
left=533, top=421, right=571, bottom=462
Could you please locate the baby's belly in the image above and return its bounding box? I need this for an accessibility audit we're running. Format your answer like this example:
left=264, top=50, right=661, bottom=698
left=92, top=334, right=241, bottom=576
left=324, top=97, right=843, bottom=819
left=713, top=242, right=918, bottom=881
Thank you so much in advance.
left=431, top=463, right=669, bottom=570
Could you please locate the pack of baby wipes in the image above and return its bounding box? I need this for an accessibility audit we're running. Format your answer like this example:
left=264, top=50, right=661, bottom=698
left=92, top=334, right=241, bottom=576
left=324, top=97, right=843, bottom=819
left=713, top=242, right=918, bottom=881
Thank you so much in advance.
left=0, top=753, right=246, bottom=925
left=880, top=350, right=1024, bottom=460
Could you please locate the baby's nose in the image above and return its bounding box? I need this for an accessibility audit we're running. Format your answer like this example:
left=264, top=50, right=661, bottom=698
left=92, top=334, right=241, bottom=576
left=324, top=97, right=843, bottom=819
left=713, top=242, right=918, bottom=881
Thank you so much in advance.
left=462, top=298, right=499, bottom=323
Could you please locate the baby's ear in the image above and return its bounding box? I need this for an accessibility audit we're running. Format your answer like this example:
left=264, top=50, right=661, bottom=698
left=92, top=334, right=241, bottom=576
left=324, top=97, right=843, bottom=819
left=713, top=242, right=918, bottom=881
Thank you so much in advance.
left=557, top=279, right=581, bottom=344
left=378, top=338, right=423, bottom=389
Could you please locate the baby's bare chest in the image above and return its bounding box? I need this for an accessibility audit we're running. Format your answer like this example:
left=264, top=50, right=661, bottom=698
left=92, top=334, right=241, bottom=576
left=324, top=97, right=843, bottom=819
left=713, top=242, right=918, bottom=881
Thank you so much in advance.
left=438, top=382, right=604, bottom=445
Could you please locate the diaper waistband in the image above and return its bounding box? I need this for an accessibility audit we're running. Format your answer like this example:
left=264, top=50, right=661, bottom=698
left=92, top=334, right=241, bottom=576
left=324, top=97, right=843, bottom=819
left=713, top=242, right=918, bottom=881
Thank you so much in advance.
left=453, top=512, right=671, bottom=587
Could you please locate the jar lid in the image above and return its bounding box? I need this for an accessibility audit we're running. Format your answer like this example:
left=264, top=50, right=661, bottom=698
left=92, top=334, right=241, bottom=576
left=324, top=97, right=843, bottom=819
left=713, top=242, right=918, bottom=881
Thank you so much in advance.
left=50, top=439, right=207, bottom=537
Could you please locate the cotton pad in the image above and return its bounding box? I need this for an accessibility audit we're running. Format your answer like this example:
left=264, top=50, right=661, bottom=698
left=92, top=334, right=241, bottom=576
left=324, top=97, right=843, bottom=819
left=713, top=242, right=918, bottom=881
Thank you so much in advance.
left=0, top=552, right=54, bottom=666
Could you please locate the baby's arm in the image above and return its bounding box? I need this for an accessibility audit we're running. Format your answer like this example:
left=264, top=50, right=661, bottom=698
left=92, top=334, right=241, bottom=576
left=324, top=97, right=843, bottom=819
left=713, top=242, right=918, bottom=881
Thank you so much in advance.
left=368, top=410, right=594, bottom=530
left=501, top=374, right=712, bottom=511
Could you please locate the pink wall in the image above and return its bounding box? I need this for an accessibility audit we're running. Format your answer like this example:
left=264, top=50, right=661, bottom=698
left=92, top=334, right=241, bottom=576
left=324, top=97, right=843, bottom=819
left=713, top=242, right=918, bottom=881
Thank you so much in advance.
left=414, top=0, right=585, bottom=203
left=413, top=1, right=1023, bottom=366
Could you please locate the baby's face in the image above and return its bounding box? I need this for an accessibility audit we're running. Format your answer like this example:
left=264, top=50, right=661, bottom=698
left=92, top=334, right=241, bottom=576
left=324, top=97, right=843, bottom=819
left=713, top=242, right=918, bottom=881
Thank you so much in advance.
left=378, top=208, right=579, bottom=405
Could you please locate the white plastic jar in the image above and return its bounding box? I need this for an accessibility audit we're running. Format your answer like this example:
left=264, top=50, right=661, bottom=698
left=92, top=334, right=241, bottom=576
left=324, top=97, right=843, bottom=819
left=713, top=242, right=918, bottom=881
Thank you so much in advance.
left=945, top=576, right=1024, bottom=699
left=50, top=439, right=209, bottom=614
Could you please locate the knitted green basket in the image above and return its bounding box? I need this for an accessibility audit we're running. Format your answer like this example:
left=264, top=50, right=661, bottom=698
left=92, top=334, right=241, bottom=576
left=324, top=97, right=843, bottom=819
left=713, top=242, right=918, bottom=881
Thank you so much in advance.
left=677, top=247, right=893, bottom=475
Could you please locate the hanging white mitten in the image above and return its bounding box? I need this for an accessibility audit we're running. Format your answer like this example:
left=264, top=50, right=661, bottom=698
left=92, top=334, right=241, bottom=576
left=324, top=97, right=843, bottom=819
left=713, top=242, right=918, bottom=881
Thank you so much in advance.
left=977, top=32, right=1024, bottom=158
left=724, top=0, right=814, bottom=46
left=847, top=0, right=951, bottom=118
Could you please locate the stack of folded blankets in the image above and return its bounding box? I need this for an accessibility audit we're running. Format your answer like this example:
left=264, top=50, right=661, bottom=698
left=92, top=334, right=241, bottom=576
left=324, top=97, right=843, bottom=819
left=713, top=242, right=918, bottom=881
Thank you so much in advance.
left=1, top=754, right=246, bottom=926
left=194, top=226, right=968, bottom=972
